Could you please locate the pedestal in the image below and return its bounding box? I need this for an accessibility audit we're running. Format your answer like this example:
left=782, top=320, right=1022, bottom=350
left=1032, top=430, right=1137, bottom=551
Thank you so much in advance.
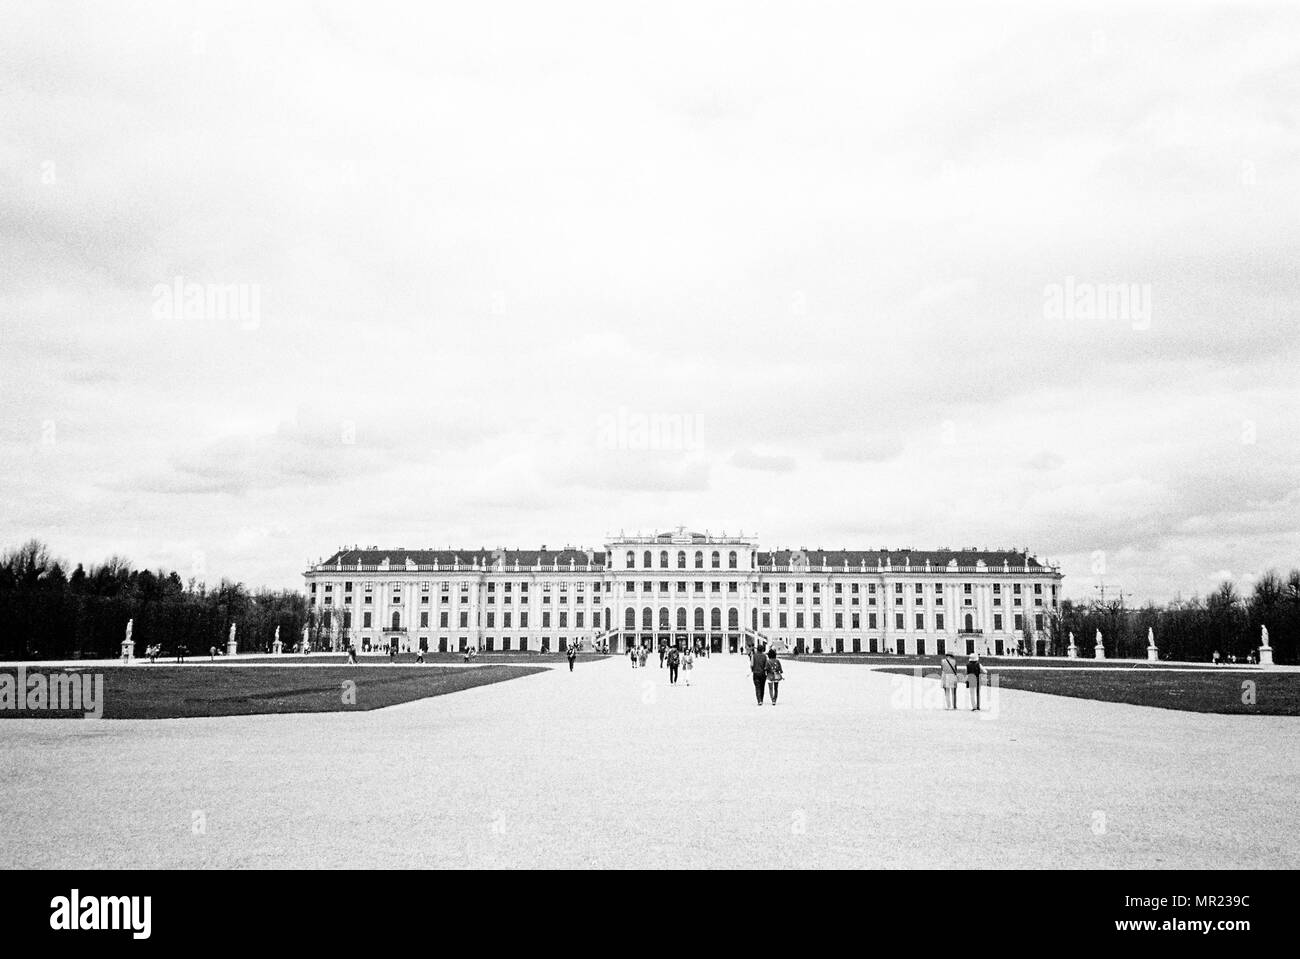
left=272, top=640, right=283, bottom=655
left=1259, top=646, right=1274, bottom=666
left=1094, top=644, right=1106, bottom=660
left=120, top=640, right=134, bottom=664
left=226, top=639, right=238, bottom=656
left=1067, top=645, right=1078, bottom=658
left=1147, top=646, right=1159, bottom=662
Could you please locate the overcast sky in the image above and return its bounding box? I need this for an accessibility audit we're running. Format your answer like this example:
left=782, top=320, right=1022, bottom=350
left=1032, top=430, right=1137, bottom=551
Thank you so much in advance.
left=2, top=1, right=1298, bottom=603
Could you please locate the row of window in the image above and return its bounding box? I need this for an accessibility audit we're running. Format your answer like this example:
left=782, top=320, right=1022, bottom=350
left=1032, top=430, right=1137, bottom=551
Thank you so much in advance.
left=626, top=550, right=744, bottom=569
left=312, top=580, right=603, bottom=594
left=312, top=578, right=1057, bottom=596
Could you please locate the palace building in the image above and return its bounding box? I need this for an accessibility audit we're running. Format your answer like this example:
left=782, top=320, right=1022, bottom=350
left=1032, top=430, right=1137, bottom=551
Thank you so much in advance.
left=304, top=529, right=1063, bottom=657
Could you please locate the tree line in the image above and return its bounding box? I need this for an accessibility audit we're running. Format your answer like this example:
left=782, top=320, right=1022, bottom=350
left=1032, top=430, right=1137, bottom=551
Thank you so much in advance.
left=1047, top=575, right=1299, bottom=664
left=0, top=540, right=323, bottom=660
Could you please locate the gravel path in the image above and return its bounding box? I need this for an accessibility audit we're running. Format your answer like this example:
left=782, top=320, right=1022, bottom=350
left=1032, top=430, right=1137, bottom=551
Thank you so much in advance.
left=1, top=655, right=1296, bottom=868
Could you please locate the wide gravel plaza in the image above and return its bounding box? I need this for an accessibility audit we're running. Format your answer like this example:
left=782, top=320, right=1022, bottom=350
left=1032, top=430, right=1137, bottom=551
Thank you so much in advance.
left=2, top=655, right=1297, bottom=869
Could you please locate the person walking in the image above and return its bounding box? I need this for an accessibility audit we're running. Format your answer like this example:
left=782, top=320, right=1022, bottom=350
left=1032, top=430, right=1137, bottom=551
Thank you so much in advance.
left=682, top=647, right=694, bottom=685
left=415, top=646, right=426, bottom=664
left=765, top=646, right=784, bottom=705
left=940, top=648, right=959, bottom=710
left=567, top=644, right=577, bottom=672
left=966, top=652, right=983, bottom=710
left=750, top=643, right=768, bottom=705
left=629, top=645, right=637, bottom=668
left=659, top=644, right=666, bottom=669
left=667, top=645, right=680, bottom=685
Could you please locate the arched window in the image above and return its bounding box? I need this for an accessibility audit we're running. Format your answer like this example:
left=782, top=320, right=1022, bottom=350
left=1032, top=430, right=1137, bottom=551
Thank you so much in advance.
left=694, top=550, right=703, bottom=569
left=660, top=550, right=669, bottom=569
left=626, top=550, right=635, bottom=568
left=728, top=608, right=739, bottom=629
left=728, top=551, right=738, bottom=569
left=625, top=608, right=635, bottom=629
left=711, top=608, right=722, bottom=630
left=659, top=607, right=670, bottom=630
left=676, top=607, right=687, bottom=630
left=391, top=611, right=401, bottom=629
left=677, top=551, right=686, bottom=569
left=711, top=551, right=720, bottom=568
left=694, top=608, right=705, bottom=630
left=642, top=607, right=653, bottom=630
left=964, top=613, right=974, bottom=632
left=643, top=551, right=652, bottom=569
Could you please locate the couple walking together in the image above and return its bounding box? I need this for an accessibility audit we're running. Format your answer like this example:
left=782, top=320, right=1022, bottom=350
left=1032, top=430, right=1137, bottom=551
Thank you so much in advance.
left=750, top=643, right=784, bottom=705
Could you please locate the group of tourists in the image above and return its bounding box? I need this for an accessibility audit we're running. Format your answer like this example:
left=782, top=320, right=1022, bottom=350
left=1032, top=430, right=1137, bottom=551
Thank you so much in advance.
left=1211, top=650, right=1257, bottom=665
left=938, top=649, right=985, bottom=710
left=626, top=642, right=696, bottom=685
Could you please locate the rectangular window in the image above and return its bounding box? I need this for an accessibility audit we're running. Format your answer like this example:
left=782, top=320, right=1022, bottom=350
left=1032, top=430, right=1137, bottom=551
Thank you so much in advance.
left=915, top=613, right=924, bottom=630
left=895, top=613, right=904, bottom=630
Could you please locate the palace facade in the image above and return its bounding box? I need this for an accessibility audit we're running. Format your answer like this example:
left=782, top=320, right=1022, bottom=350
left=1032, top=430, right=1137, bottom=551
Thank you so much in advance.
left=304, top=529, right=1064, bottom=657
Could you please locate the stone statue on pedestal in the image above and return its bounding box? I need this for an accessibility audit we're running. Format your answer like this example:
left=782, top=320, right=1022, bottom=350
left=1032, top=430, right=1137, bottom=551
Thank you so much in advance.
left=1259, top=624, right=1274, bottom=666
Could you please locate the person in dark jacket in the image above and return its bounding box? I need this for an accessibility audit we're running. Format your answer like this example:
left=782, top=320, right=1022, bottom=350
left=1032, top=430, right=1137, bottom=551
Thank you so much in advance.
left=667, top=646, right=680, bottom=684
left=567, top=644, right=577, bottom=672
left=966, top=652, right=983, bottom=710
left=750, top=643, right=768, bottom=705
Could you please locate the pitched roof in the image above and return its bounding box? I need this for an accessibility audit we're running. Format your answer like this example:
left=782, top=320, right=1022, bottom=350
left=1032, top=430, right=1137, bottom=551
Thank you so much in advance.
left=758, top=549, right=1042, bottom=569
left=319, top=548, right=606, bottom=568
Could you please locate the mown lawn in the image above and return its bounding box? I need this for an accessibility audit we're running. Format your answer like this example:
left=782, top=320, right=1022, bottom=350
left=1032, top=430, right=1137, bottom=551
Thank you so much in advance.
left=797, top=654, right=1229, bottom=669
left=0, top=664, right=547, bottom=719
left=877, top=666, right=1299, bottom=715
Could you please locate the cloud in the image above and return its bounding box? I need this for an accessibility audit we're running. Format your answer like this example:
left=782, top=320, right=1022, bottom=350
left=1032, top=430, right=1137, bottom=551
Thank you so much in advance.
left=1022, top=450, right=1065, bottom=471
left=730, top=448, right=796, bottom=473
left=1, top=2, right=1298, bottom=601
